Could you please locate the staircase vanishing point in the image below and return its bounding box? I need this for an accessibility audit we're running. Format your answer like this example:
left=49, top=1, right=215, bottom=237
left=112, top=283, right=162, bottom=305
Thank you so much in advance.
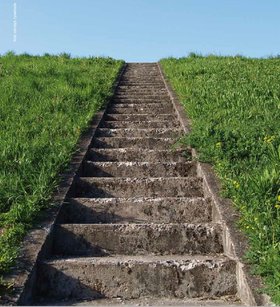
left=34, top=63, right=241, bottom=305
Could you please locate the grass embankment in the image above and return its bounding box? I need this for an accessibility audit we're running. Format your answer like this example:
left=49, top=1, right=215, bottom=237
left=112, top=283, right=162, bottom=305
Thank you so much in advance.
left=161, top=55, right=280, bottom=303
left=0, top=53, right=123, bottom=280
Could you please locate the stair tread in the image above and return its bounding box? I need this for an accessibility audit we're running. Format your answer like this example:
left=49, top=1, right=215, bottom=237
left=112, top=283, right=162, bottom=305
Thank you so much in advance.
left=69, top=196, right=207, bottom=201
left=81, top=160, right=196, bottom=177
left=97, top=128, right=182, bottom=132
left=84, top=161, right=194, bottom=165
left=90, top=148, right=188, bottom=152
left=91, top=137, right=177, bottom=149
left=78, top=176, right=202, bottom=181
left=93, top=136, right=175, bottom=140
left=34, top=297, right=241, bottom=306
left=108, top=103, right=171, bottom=107
left=88, top=148, right=190, bottom=161
left=105, top=113, right=175, bottom=116
left=43, top=254, right=232, bottom=264
left=95, top=128, right=182, bottom=138
left=52, top=223, right=223, bottom=256
left=104, top=114, right=177, bottom=122
left=59, top=196, right=212, bottom=224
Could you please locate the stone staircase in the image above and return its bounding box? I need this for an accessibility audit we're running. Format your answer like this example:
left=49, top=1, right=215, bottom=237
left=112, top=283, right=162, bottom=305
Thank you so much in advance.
left=33, top=63, right=241, bottom=305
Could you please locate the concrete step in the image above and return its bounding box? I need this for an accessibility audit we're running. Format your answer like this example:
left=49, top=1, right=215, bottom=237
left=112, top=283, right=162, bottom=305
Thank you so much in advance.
left=36, top=256, right=237, bottom=300
left=122, top=74, right=160, bottom=77
left=71, top=177, right=204, bottom=198
left=34, top=297, right=241, bottom=306
left=108, top=102, right=171, bottom=108
left=116, top=85, right=166, bottom=90
left=95, top=128, right=182, bottom=138
left=119, top=75, right=162, bottom=78
left=88, top=148, right=191, bottom=162
left=123, top=72, right=159, bottom=75
left=104, top=114, right=177, bottom=122
left=115, top=90, right=167, bottom=96
left=118, top=82, right=165, bottom=86
left=114, top=94, right=170, bottom=100
left=58, top=197, right=212, bottom=224
left=100, top=120, right=179, bottom=129
left=80, top=161, right=196, bottom=177
left=124, top=71, right=159, bottom=73
left=91, top=137, right=176, bottom=149
left=118, top=81, right=164, bottom=85
left=52, top=223, right=223, bottom=256
left=112, top=98, right=171, bottom=104
left=120, top=78, right=163, bottom=83
left=124, top=71, right=159, bottom=74
left=107, top=103, right=174, bottom=113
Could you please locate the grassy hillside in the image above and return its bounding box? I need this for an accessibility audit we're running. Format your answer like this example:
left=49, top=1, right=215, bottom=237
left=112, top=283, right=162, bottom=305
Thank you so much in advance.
left=161, top=54, right=280, bottom=303
left=0, top=53, right=123, bottom=279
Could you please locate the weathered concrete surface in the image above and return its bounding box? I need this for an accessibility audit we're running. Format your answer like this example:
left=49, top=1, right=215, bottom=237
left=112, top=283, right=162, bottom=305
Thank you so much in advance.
left=107, top=103, right=174, bottom=113
left=88, top=148, right=191, bottom=162
left=100, top=120, right=179, bottom=128
left=114, top=94, right=170, bottom=100
left=112, top=97, right=171, bottom=104
left=95, top=128, right=182, bottom=138
left=52, top=223, right=223, bottom=256
left=58, top=197, right=212, bottom=224
left=36, top=297, right=241, bottom=306
left=92, top=137, right=177, bottom=149
left=80, top=161, right=197, bottom=177
left=103, top=113, right=176, bottom=121
left=36, top=256, right=237, bottom=301
left=72, top=177, right=204, bottom=198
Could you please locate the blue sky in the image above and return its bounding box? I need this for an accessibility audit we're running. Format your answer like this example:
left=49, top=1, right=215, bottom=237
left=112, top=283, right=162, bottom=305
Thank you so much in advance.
left=0, top=0, right=280, bottom=62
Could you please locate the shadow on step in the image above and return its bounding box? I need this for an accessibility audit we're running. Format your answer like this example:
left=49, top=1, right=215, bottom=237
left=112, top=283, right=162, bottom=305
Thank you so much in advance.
left=34, top=266, right=105, bottom=305
left=57, top=201, right=145, bottom=224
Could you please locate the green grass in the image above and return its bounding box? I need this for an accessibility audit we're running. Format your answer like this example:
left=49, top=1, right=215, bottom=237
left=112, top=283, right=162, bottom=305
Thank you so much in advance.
left=161, top=54, right=280, bottom=303
left=0, top=52, right=123, bottom=279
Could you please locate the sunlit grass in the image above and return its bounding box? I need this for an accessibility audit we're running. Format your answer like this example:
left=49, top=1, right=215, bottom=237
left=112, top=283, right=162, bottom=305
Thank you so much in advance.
left=161, top=54, right=280, bottom=303
left=0, top=52, right=123, bottom=277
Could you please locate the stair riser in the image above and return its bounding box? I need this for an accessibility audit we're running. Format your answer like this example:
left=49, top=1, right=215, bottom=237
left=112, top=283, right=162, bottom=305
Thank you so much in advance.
left=115, top=95, right=170, bottom=100
left=36, top=259, right=237, bottom=300
left=120, top=84, right=165, bottom=89
left=116, top=91, right=167, bottom=96
left=53, top=224, right=223, bottom=256
left=107, top=105, right=174, bottom=114
left=117, top=85, right=166, bottom=89
left=71, top=178, right=204, bottom=198
left=118, top=85, right=165, bottom=89
left=80, top=161, right=196, bottom=177
left=122, top=73, right=160, bottom=76
left=100, top=121, right=179, bottom=129
left=95, top=128, right=182, bottom=138
left=104, top=114, right=176, bottom=121
left=108, top=103, right=171, bottom=108
left=58, top=198, right=212, bottom=224
left=120, top=79, right=163, bottom=83
left=88, top=149, right=191, bottom=162
left=122, top=75, right=160, bottom=78
left=91, top=137, right=176, bottom=149
left=112, top=98, right=171, bottom=104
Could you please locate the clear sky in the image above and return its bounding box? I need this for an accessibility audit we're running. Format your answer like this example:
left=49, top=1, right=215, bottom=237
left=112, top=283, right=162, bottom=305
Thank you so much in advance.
left=0, top=0, right=280, bottom=62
